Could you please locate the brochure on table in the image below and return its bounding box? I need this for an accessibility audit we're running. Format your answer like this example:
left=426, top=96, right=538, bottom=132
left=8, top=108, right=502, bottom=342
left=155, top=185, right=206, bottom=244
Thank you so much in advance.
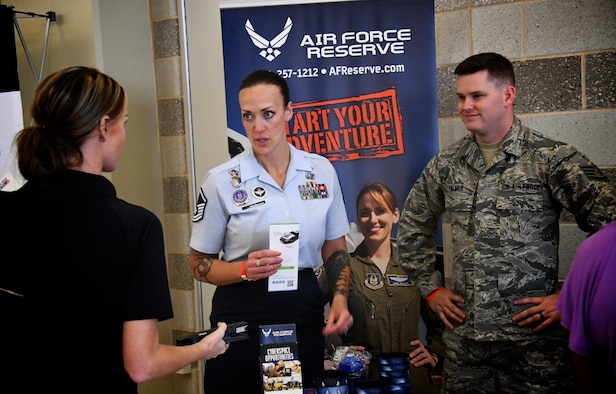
left=260, top=323, right=303, bottom=394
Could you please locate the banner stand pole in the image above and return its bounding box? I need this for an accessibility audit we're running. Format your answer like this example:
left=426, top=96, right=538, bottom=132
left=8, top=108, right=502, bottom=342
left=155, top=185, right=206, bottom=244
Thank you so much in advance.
left=10, top=7, right=56, bottom=85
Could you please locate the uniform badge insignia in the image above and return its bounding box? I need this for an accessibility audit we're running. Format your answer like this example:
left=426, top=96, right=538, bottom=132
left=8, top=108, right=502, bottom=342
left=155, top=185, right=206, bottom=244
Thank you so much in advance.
left=252, top=185, right=267, bottom=199
left=317, top=184, right=328, bottom=198
left=232, top=189, right=249, bottom=206
left=580, top=165, right=609, bottom=181
left=364, top=273, right=384, bottom=290
left=386, top=274, right=412, bottom=286
left=229, top=169, right=241, bottom=187
left=298, top=182, right=329, bottom=200
left=192, top=188, right=207, bottom=222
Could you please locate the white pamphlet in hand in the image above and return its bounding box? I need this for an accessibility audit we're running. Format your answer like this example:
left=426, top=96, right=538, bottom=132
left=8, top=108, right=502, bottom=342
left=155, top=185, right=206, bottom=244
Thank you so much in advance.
left=268, top=223, right=299, bottom=292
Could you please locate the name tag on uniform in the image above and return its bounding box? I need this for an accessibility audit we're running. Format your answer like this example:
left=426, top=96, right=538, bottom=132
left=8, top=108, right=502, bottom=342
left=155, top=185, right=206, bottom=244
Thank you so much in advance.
left=386, top=274, right=412, bottom=286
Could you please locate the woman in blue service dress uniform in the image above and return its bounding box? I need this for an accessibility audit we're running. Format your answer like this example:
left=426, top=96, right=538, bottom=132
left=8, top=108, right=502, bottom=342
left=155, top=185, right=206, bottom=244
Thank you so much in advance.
left=189, top=69, right=354, bottom=392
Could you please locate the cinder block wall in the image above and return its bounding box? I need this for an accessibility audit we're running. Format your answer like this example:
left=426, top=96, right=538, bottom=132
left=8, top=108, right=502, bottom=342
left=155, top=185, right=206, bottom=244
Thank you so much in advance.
left=434, top=0, right=616, bottom=279
left=147, top=0, right=616, bottom=392
left=147, top=2, right=200, bottom=392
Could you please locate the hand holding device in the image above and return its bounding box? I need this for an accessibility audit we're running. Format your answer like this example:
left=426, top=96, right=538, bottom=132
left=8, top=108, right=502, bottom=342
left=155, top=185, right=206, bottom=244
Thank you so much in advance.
left=176, top=321, right=249, bottom=346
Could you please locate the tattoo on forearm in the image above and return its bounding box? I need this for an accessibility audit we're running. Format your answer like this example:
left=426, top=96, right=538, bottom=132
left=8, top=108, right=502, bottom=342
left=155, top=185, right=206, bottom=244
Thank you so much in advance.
left=325, top=250, right=350, bottom=297
left=335, top=266, right=350, bottom=297
left=193, top=256, right=214, bottom=283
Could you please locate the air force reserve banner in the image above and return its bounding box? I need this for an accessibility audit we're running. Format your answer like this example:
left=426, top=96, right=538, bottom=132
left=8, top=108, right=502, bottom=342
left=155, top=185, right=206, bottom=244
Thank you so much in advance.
left=220, top=0, right=439, bottom=236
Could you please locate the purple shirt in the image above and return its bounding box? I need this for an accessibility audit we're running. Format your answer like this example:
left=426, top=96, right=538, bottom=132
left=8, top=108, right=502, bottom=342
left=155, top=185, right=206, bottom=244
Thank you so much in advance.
left=558, top=221, right=616, bottom=377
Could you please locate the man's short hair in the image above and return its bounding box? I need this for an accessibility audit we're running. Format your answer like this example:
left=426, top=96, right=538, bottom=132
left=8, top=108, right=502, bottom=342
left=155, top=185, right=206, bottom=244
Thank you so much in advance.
left=454, top=52, right=515, bottom=87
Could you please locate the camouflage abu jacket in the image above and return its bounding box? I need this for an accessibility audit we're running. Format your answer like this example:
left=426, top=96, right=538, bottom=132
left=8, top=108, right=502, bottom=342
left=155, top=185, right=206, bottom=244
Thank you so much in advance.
left=397, top=117, right=616, bottom=341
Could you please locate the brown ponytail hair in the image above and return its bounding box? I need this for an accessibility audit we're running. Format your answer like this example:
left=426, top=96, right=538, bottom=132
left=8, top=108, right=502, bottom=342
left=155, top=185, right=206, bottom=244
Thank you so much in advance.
left=16, top=66, right=125, bottom=180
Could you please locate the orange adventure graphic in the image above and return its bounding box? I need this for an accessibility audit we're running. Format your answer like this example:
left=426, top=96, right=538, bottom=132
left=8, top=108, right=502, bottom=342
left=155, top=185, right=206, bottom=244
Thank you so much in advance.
left=287, top=88, right=404, bottom=162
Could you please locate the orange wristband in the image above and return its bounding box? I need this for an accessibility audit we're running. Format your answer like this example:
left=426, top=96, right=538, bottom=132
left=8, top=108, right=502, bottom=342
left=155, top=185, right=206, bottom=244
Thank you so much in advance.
left=426, top=286, right=444, bottom=304
left=240, top=261, right=251, bottom=281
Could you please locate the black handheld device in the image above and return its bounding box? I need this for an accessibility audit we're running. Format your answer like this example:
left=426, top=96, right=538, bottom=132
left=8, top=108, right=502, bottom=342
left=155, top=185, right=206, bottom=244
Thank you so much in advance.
left=176, top=321, right=249, bottom=346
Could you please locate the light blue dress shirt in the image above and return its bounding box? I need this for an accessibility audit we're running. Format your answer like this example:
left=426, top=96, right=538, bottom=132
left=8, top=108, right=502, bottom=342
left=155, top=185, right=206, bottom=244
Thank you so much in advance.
left=190, top=143, right=350, bottom=269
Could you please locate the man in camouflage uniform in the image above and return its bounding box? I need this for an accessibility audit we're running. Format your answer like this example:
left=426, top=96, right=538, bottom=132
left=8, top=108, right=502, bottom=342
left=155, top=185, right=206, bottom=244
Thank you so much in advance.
left=397, top=52, right=616, bottom=393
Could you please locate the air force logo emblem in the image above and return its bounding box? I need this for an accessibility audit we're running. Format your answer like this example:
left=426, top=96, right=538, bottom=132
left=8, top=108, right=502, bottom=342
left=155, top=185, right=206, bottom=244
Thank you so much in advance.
left=245, top=17, right=293, bottom=61
left=365, top=273, right=383, bottom=290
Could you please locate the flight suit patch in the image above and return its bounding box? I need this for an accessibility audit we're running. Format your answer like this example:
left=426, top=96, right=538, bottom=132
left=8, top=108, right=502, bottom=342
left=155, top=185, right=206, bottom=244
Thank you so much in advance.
left=386, top=274, right=412, bottom=286
left=364, top=273, right=384, bottom=290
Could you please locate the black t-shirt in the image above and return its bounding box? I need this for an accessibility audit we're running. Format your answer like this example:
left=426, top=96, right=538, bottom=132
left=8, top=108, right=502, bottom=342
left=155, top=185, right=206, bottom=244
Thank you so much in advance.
left=0, top=170, right=173, bottom=392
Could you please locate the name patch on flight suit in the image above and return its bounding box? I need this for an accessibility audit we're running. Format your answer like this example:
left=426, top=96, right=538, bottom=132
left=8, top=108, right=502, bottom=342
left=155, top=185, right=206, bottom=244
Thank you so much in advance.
left=386, top=274, right=412, bottom=286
